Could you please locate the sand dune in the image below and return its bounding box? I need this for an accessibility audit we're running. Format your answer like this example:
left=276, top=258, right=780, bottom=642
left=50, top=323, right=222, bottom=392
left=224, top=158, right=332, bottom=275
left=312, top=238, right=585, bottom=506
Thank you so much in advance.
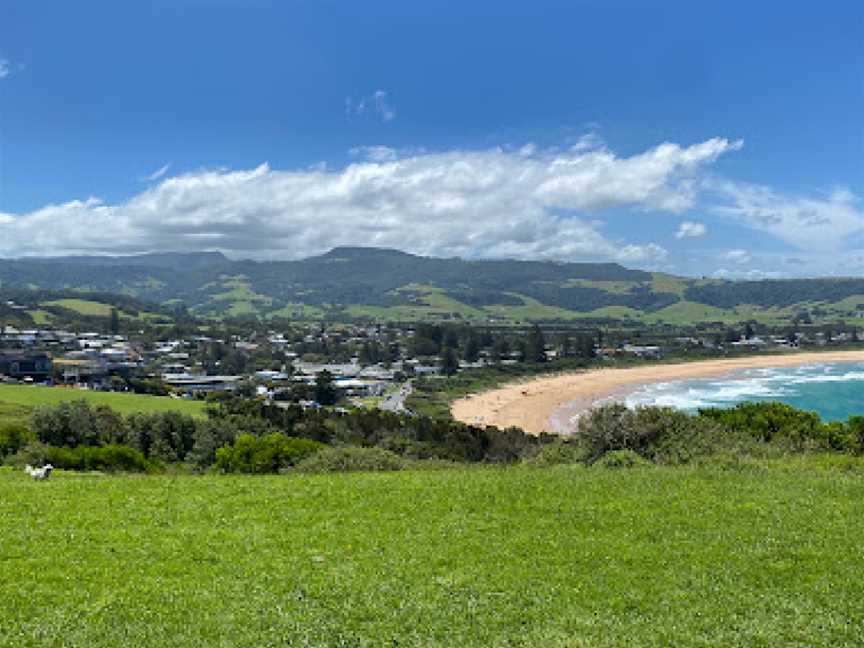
left=450, top=350, right=864, bottom=436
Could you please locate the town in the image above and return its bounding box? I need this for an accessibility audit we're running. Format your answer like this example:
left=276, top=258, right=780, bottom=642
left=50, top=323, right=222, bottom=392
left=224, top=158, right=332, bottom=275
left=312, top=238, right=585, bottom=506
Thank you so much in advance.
left=1, top=310, right=860, bottom=411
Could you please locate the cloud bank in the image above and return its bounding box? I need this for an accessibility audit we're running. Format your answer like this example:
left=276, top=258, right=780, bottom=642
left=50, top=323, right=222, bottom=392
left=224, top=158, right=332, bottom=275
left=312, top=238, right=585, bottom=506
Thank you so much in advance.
left=0, top=138, right=744, bottom=264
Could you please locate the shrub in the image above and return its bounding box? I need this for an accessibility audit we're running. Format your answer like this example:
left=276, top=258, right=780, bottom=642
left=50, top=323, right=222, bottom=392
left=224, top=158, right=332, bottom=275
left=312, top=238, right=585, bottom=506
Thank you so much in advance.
left=638, top=409, right=751, bottom=465
left=842, top=416, right=864, bottom=454
left=594, top=449, right=651, bottom=469
left=577, top=404, right=675, bottom=463
left=30, top=400, right=127, bottom=448
left=699, top=402, right=828, bottom=451
left=189, top=415, right=279, bottom=468
left=5, top=441, right=50, bottom=467
left=125, top=412, right=197, bottom=462
left=296, top=446, right=405, bottom=473
left=0, top=423, right=33, bottom=458
left=577, top=403, right=751, bottom=465
left=215, top=433, right=324, bottom=474
left=7, top=442, right=152, bottom=472
left=523, top=440, right=584, bottom=466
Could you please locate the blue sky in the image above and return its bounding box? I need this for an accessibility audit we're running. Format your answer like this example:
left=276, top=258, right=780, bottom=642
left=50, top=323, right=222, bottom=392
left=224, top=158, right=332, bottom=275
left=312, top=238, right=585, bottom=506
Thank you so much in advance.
left=0, top=0, right=862, bottom=277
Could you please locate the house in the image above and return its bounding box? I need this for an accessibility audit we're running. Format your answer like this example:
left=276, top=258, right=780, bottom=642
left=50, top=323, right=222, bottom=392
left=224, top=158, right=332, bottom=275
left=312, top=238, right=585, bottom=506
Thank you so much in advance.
left=54, top=354, right=108, bottom=385
left=0, top=352, right=52, bottom=381
left=622, top=344, right=662, bottom=358
left=161, top=373, right=241, bottom=395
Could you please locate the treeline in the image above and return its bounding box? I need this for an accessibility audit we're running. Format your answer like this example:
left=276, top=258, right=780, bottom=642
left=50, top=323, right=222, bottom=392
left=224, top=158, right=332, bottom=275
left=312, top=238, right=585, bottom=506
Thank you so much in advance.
left=0, top=397, right=555, bottom=474
left=685, top=279, right=864, bottom=310
left=409, top=322, right=597, bottom=372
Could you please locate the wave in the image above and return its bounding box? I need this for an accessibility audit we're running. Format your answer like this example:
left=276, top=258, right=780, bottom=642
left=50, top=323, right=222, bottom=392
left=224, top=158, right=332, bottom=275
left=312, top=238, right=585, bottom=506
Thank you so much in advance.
left=624, top=361, right=864, bottom=414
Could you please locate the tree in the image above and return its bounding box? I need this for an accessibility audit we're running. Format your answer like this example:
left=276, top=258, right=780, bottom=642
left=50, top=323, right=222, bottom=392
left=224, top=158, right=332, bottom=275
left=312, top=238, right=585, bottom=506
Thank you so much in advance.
left=440, top=346, right=459, bottom=376
left=560, top=335, right=574, bottom=358
left=314, top=370, right=338, bottom=406
left=109, top=308, right=120, bottom=335
left=524, top=325, right=547, bottom=363
left=462, top=333, right=480, bottom=363
left=574, top=333, right=595, bottom=359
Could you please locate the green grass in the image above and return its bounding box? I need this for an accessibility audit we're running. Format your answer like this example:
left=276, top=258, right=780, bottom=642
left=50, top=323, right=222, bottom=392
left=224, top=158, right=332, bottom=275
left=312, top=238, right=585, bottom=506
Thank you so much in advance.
left=39, top=299, right=159, bottom=322
left=1, top=462, right=862, bottom=646
left=579, top=304, right=644, bottom=320
left=269, top=303, right=326, bottom=321
left=25, top=309, right=54, bottom=325
left=650, top=272, right=690, bottom=296
left=200, top=275, right=274, bottom=318
left=562, top=279, right=639, bottom=294
left=483, top=293, right=582, bottom=322
left=0, top=384, right=207, bottom=426
left=43, top=298, right=116, bottom=317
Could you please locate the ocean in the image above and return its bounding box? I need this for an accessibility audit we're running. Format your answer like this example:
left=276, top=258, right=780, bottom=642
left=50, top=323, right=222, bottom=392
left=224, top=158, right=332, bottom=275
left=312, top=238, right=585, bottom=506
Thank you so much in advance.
left=623, top=361, right=864, bottom=422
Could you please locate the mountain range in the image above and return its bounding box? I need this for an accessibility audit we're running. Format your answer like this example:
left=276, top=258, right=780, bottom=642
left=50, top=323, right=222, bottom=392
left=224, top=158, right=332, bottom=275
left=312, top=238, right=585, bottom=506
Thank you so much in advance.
left=3, top=247, right=864, bottom=326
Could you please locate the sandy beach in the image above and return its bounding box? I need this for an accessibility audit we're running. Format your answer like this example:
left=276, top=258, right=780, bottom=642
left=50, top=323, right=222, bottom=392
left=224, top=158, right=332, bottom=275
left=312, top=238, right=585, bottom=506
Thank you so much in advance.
left=450, top=350, right=864, bottom=436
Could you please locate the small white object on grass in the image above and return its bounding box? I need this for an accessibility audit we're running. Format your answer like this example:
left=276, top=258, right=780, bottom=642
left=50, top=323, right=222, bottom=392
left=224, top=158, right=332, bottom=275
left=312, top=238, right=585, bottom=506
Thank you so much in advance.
left=24, top=464, right=54, bottom=480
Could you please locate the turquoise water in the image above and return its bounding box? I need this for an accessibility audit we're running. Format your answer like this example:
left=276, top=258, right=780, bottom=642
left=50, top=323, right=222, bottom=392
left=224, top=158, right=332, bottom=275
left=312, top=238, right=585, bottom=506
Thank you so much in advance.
left=624, top=362, right=864, bottom=422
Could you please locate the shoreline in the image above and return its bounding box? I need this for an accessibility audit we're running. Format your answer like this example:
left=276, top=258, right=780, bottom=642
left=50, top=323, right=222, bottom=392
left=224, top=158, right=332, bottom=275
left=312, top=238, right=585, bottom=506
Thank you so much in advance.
left=450, top=350, right=864, bottom=436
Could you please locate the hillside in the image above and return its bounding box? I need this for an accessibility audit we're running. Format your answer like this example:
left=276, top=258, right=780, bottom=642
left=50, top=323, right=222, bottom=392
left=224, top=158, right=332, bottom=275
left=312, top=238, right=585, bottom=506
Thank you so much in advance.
left=0, top=286, right=184, bottom=330
left=3, top=247, right=864, bottom=325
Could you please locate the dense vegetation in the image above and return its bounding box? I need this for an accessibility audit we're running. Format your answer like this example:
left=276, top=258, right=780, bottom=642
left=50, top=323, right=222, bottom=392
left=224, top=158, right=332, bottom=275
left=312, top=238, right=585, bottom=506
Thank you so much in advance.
left=6, top=389, right=864, bottom=477
left=574, top=401, right=864, bottom=467
left=685, top=278, right=864, bottom=309
left=0, top=396, right=555, bottom=473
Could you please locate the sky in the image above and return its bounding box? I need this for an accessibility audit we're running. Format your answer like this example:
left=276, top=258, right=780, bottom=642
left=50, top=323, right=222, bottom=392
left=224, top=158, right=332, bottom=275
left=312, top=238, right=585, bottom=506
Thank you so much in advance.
left=0, top=0, right=862, bottom=278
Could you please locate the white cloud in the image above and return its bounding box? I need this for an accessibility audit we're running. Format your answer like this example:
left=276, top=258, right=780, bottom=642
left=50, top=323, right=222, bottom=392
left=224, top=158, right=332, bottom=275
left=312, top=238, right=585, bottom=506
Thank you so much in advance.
left=712, top=267, right=782, bottom=280
left=0, top=59, right=11, bottom=79
left=571, top=132, right=603, bottom=152
left=0, top=137, right=741, bottom=263
left=616, top=243, right=669, bottom=263
left=143, top=163, right=172, bottom=182
left=674, top=220, right=707, bottom=239
left=721, top=249, right=751, bottom=264
left=346, top=89, right=396, bottom=123
left=708, top=180, right=864, bottom=251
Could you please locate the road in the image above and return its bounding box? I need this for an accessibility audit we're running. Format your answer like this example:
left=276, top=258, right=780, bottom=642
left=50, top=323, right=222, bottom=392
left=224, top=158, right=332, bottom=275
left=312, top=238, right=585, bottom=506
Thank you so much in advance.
left=379, top=380, right=413, bottom=414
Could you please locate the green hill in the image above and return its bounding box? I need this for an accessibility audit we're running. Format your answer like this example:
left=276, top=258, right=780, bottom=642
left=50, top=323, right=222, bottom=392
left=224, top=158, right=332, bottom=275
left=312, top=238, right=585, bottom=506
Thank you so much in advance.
left=3, top=247, right=864, bottom=325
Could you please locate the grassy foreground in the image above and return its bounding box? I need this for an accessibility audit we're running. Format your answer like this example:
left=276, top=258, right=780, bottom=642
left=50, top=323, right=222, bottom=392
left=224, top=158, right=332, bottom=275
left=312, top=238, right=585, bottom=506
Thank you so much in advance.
left=0, top=384, right=207, bottom=426
left=2, top=463, right=863, bottom=646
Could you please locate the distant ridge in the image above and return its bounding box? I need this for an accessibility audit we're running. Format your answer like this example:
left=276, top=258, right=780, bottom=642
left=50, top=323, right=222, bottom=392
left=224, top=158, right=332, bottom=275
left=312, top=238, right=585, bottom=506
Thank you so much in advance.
left=22, top=251, right=230, bottom=271
left=1, top=246, right=864, bottom=325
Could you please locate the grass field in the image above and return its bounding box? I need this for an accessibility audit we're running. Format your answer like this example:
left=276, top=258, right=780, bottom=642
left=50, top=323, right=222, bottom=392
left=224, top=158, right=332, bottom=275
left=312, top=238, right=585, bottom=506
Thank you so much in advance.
left=39, top=299, right=164, bottom=322
left=1, top=462, right=862, bottom=646
left=0, top=384, right=208, bottom=426
left=42, top=298, right=117, bottom=317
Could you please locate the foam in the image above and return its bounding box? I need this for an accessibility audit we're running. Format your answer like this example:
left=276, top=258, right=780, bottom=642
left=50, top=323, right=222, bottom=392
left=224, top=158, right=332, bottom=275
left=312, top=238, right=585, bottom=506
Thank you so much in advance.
left=623, top=361, right=864, bottom=413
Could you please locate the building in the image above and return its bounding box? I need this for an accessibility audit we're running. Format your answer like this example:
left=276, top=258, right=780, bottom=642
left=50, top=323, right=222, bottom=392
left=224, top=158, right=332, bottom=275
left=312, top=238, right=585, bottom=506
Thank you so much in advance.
left=0, top=352, right=53, bottom=381
left=161, top=373, right=241, bottom=395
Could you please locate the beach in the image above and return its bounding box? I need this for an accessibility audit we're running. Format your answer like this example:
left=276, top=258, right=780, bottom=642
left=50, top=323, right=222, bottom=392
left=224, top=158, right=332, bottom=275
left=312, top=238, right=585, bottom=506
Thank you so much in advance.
left=450, top=350, right=864, bottom=435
